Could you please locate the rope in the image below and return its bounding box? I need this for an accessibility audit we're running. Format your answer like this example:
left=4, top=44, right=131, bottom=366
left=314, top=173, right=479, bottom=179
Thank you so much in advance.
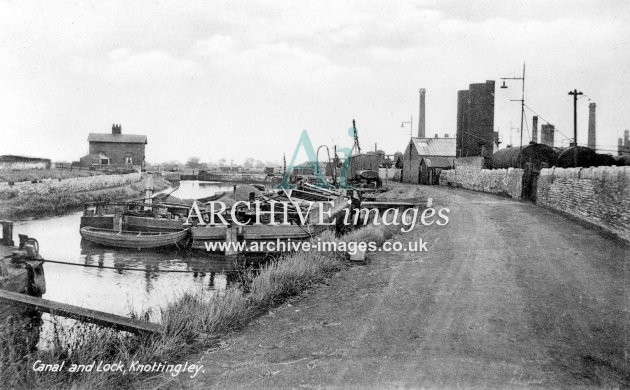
left=33, top=258, right=251, bottom=273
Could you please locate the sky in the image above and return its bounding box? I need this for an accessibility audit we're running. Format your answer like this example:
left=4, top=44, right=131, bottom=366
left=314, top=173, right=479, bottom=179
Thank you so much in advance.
left=1, top=0, right=629, bottom=165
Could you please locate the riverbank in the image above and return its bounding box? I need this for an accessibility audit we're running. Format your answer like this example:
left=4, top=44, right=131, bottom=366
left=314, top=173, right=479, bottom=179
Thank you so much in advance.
left=0, top=185, right=419, bottom=389
left=0, top=174, right=169, bottom=219
left=0, top=168, right=102, bottom=183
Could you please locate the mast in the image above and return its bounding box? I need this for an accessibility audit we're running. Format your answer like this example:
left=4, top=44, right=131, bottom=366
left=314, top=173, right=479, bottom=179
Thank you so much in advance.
left=352, top=119, right=361, bottom=155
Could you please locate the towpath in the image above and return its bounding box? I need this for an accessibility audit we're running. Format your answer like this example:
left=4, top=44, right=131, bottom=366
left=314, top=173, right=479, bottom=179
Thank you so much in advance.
left=163, top=185, right=629, bottom=388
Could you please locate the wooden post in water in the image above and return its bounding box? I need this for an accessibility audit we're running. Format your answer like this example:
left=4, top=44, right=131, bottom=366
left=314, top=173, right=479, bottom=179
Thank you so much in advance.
left=225, top=226, right=239, bottom=256
left=0, top=221, right=14, bottom=247
left=144, top=174, right=154, bottom=211
left=113, top=212, right=123, bottom=233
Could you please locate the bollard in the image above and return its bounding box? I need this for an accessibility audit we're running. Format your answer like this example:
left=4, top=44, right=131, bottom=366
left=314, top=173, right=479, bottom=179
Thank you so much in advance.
left=0, top=221, right=14, bottom=247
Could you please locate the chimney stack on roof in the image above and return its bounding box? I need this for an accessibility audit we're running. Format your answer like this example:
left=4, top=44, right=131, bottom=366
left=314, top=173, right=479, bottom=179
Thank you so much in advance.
left=532, top=116, right=538, bottom=144
left=112, top=124, right=122, bottom=135
left=588, top=103, right=596, bottom=149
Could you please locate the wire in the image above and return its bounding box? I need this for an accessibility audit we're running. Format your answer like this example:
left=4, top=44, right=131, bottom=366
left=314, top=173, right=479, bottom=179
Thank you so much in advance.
left=524, top=115, right=530, bottom=141
left=34, top=258, right=255, bottom=273
left=523, top=104, right=574, bottom=141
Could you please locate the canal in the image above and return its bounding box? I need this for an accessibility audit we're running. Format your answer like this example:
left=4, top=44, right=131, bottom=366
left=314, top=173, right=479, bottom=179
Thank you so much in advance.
left=10, top=181, right=244, bottom=343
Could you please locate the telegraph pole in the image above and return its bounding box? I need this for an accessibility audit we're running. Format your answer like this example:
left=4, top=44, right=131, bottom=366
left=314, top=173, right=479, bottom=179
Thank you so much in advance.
left=568, top=89, right=583, bottom=167
left=500, top=62, right=526, bottom=163
left=568, top=89, right=583, bottom=146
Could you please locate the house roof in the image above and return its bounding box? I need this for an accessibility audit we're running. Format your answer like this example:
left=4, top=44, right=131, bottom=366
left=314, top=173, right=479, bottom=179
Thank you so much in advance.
left=88, top=133, right=147, bottom=144
left=0, top=155, right=51, bottom=163
left=410, top=137, right=456, bottom=157
left=421, top=157, right=454, bottom=168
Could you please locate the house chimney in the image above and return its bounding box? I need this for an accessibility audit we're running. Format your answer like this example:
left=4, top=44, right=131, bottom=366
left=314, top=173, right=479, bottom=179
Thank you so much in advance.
left=112, top=123, right=122, bottom=135
left=587, top=103, right=596, bottom=149
left=532, top=116, right=538, bottom=144
left=418, top=88, right=426, bottom=138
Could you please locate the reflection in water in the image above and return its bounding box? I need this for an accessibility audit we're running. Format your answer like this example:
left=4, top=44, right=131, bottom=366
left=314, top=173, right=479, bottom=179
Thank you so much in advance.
left=166, top=180, right=233, bottom=200
left=10, top=181, right=264, bottom=345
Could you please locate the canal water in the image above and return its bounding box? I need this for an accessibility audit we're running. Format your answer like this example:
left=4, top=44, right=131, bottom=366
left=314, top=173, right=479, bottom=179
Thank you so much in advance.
left=166, top=180, right=234, bottom=200
left=10, top=181, right=245, bottom=341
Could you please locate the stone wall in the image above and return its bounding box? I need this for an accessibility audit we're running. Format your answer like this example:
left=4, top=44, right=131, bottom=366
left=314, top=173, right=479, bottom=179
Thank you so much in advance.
left=453, top=156, right=486, bottom=169
left=440, top=166, right=523, bottom=199
left=536, top=166, right=630, bottom=242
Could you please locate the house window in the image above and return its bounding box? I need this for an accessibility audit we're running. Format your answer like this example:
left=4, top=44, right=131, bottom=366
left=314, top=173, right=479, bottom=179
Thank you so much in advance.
left=98, top=153, right=110, bottom=165
left=125, top=156, right=133, bottom=165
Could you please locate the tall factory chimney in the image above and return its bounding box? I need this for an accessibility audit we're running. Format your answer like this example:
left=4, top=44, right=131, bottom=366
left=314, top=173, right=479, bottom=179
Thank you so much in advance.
left=541, top=124, right=555, bottom=147
left=418, top=88, right=426, bottom=138
left=532, top=116, right=538, bottom=144
left=587, top=103, right=596, bottom=149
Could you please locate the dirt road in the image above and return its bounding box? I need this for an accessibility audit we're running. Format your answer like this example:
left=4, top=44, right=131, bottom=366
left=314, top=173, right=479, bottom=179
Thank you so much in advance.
left=167, top=186, right=629, bottom=388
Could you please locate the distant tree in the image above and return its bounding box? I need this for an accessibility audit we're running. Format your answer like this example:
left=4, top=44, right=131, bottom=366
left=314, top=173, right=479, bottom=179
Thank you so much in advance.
left=218, top=158, right=226, bottom=167
left=243, top=157, right=255, bottom=168
left=185, top=157, right=201, bottom=169
left=162, top=160, right=181, bottom=171
left=264, top=160, right=280, bottom=167
left=254, top=159, right=265, bottom=168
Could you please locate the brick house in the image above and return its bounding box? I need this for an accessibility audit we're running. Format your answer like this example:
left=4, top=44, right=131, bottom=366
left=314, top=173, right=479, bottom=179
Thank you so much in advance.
left=80, top=124, right=147, bottom=168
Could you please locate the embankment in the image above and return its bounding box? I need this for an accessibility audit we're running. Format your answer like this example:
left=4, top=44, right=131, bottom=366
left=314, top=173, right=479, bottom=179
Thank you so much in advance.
left=0, top=173, right=169, bottom=218
left=0, top=168, right=100, bottom=183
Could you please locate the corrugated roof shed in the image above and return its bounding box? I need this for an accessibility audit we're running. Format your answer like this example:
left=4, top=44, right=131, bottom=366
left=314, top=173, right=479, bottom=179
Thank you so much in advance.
left=411, top=137, right=456, bottom=156
left=87, top=133, right=147, bottom=144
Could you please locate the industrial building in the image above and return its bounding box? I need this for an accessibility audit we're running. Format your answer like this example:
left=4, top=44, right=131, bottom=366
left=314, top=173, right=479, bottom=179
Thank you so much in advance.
left=456, top=80, right=497, bottom=158
left=618, top=130, right=630, bottom=157
left=588, top=103, right=597, bottom=149
left=0, top=155, right=51, bottom=170
left=402, top=137, right=456, bottom=184
left=490, top=144, right=557, bottom=170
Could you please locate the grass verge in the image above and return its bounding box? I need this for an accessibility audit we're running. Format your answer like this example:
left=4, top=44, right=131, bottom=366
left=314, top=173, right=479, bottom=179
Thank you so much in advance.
left=0, top=218, right=404, bottom=389
left=0, top=175, right=170, bottom=219
left=0, top=169, right=102, bottom=184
